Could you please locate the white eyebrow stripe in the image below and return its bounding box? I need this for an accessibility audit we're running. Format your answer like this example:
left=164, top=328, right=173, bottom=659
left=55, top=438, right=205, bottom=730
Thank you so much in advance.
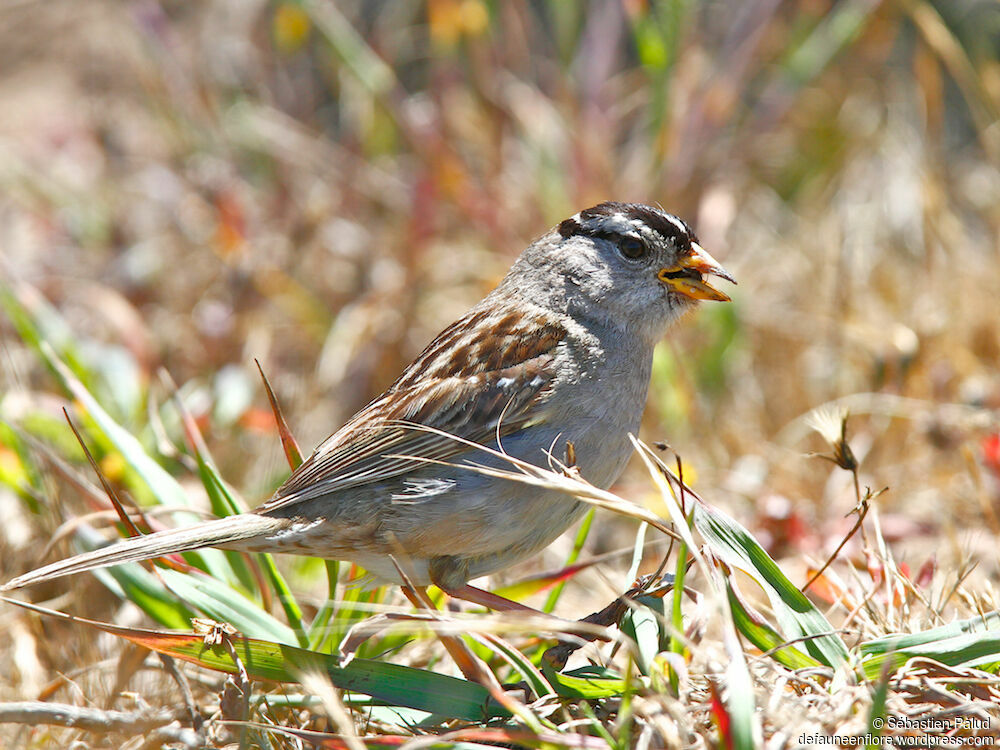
left=661, top=213, right=686, bottom=234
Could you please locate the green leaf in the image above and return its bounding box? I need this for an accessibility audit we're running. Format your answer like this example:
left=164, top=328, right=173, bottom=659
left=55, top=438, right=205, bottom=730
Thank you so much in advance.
left=188, top=439, right=307, bottom=645
left=0, top=421, right=44, bottom=511
left=91, top=564, right=194, bottom=631
left=307, top=560, right=340, bottom=651
left=665, top=546, right=688, bottom=695
left=543, top=508, right=594, bottom=613
left=725, top=582, right=823, bottom=671
left=142, top=632, right=507, bottom=721
left=859, top=631, right=1000, bottom=680
left=310, top=573, right=387, bottom=656
left=36, top=342, right=238, bottom=585
left=539, top=662, right=627, bottom=699
left=693, top=501, right=850, bottom=669
left=63, top=525, right=195, bottom=631
left=860, top=610, right=1000, bottom=655
left=621, top=595, right=666, bottom=676
left=158, top=569, right=299, bottom=645
left=782, top=0, right=880, bottom=86
left=476, top=633, right=554, bottom=700
left=0, top=283, right=92, bottom=392
left=867, top=660, right=891, bottom=741
left=859, top=611, right=1000, bottom=679
left=721, top=630, right=758, bottom=750
left=1, top=597, right=508, bottom=722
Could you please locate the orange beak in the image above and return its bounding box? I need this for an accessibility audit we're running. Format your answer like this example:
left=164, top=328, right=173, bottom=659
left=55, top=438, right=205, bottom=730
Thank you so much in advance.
left=657, top=243, right=736, bottom=302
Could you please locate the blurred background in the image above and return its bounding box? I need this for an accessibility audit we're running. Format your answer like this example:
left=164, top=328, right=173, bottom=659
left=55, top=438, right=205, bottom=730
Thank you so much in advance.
left=1, top=0, right=999, bottom=636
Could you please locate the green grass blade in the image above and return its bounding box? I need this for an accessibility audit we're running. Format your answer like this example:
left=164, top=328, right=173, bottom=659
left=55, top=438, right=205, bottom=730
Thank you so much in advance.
left=667, top=541, right=688, bottom=694
left=725, top=582, right=823, bottom=671
left=2, top=596, right=508, bottom=721
left=544, top=508, right=594, bottom=613
left=859, top=610, right=1000, bottom=678
left=39, top=342, right=185, bottom=507
left=721, top=629, right=758, bottom=750
left=0, top=420, right=45, bottom=512
left=539, top=663, right=627, bottom=699
left=193, top=452, right=308, bottom=646
left=312, top=575, right=386, bottom=656
left=620, top=595, right=665, bottom=677
left=693, top=501, right=850, bottom=669
left=308, top=560, right=341, bottom=651
left=860, top=610, right=1000, bottom=655
left=90, top=565, right=194, bottom=631
left=782, top=0, right=880, bottom=87
left=859, top=630, right=1000, bottom=680
left=304, top=0, right=396, bottom=96
left=867, top=660, right=891, bottom=743
left=0, top=283, right=93, bottom=393
left=476, top=633, right=555, bottom=700
left=36, top=343, right=240, bottom=584
left=146, top=633, right=508, bottom=721
left=159, top=569, right=299, bottom=645
left=190, top=452, right=259, bottom=590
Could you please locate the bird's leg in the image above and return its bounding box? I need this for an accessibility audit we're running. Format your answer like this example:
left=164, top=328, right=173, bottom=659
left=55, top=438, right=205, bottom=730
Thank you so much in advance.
left=443, top=583, right=537, bottom=612
left=429, top=555, right=538, bottom=612
left=397, top=581, right=497, bottom=685
left=399, top=583, right=430, bottom=609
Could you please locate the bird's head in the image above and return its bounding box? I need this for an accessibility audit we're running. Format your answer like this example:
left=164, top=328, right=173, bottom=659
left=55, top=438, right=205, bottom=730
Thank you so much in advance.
left=510, top=201, right=736, bottom=339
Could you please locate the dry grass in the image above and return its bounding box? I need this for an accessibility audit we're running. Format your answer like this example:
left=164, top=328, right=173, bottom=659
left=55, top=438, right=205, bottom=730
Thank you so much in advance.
left=1, top=1, right=999, bottom=747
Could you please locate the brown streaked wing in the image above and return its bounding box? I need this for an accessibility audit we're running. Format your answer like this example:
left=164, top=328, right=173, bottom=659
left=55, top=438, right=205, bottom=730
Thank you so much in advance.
left=257, top=308, right=566, bottom=513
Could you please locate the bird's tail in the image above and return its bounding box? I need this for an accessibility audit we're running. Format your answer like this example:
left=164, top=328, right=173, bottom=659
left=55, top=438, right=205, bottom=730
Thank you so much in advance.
left=2, top=514, right=289, bottom=591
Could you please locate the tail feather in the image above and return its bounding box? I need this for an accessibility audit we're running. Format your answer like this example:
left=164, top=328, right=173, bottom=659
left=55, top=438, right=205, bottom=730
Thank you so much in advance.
left=2, top=514, right=288, bottom=591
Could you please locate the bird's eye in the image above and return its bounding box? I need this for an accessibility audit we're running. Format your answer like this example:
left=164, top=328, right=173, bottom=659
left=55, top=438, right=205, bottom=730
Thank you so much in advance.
left=618, top=236, right=646, bottom=259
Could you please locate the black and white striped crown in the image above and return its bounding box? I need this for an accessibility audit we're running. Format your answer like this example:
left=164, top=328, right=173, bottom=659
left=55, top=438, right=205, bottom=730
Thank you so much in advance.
left=557, top=201, right=697, bottom=252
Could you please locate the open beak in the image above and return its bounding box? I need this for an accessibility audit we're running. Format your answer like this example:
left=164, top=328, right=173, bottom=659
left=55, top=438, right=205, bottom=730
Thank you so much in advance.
left=657, top=243, right=736, bottom=302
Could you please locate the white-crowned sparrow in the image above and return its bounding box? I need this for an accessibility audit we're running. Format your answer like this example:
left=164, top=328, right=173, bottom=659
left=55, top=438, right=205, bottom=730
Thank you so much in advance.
left=3, top=202, right=734, bottom=605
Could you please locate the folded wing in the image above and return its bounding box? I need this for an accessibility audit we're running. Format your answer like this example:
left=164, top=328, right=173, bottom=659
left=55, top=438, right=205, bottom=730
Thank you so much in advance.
left=258, top=306, right=567, bottom=512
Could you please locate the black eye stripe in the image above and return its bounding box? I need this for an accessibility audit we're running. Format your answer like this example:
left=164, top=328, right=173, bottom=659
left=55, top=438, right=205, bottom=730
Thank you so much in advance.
left=557, top=222, right=651, bottom=260
left=560, top=226, right=648, bottom=259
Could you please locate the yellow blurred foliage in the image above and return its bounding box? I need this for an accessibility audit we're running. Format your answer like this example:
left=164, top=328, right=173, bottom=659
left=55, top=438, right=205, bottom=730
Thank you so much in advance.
left=273, top=2, right=311, bottom=54
left=428, top=0, right=488, bottom=48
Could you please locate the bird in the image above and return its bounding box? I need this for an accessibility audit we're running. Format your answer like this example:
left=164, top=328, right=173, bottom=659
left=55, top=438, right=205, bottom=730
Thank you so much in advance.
left=3, top=202, right=734, bottom=609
